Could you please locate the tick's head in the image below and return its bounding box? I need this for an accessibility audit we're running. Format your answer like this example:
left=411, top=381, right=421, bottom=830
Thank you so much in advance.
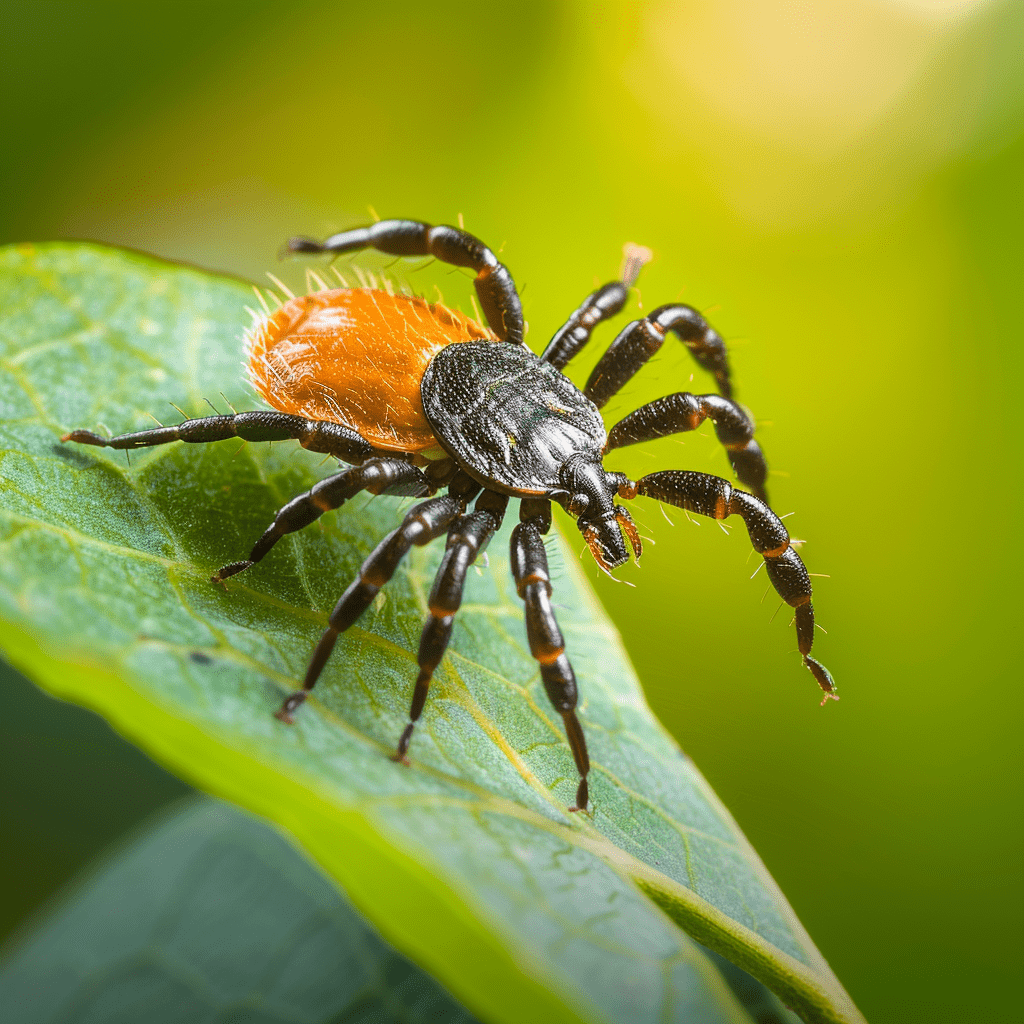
left=558, top=455, right=642, bottom=572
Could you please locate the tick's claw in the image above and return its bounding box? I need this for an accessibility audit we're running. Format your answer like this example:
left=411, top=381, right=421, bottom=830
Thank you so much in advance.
left=391, top=723, right=415, bottom=765
left=213, top=561, right=251, bottom=583
left=569, top=778, right=590, bottom=814
left=275, top=692, right=306, bottom=724
left=61, top=429, right=106, bottom=446
left=804, top=654, right=837, bottom=703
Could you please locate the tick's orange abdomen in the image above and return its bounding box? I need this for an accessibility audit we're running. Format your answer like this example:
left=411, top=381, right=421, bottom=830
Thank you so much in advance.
left=247, top=288, right=496, bottom=452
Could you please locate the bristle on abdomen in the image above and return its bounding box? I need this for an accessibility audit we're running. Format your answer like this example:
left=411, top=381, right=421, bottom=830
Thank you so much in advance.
left=246, top=287, right=495, bottom=453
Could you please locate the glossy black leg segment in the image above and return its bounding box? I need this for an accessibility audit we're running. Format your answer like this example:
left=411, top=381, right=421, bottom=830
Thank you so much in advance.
left=213, top=458, right=431, bottom=583
left=620, top=470, right=837, bottom=704
left=63, top=412, right=375, bottom=463
left=510, top=498, right=591, bottom=812
left=540, top=246, right=652, bottom=371
left=275, top=494, right=463, bottom=724
left=393, top=489, right=509, bottom=764
left=606, top=392, right=769, bottom=503
left=584, top=304, right=733, bottom=409
left=287, top=219, right=524, bottom=346
left=541, top=282, right=630, bottom=371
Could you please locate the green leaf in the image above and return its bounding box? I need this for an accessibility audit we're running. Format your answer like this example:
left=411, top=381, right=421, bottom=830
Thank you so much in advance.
left=0, top=798, right=481, bottom=1024
left=0, top=243, right=862, bottom=1024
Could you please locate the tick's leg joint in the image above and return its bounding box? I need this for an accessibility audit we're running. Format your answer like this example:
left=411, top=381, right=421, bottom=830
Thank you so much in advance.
left=614, top=476, right=639, bottom=500
left=286, top=219, right=525, bottom=345
left=64, top=412, right=374, bottom=463
left=540, top=244, right=653, bottom=371
left=624, top=470, right=836, bottom=702
left=275, top=494, right=463, bottom=724
left=392, top=489, right=509, bottom=765
left=511, top=499, right=592, bottom=812
left=212, top=458, right=430, bottom=584
left=541, top=282, right=632, bottom=371
left=584, top=304, right=733, bottom=409
left=606, top=392, right=769, bottom=503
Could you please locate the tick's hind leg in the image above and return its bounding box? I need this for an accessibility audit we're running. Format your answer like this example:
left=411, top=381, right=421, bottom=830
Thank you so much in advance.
left=606, top=392, right=769, bottom=503
left=617, top=470, right=836, bottom=703
left=287, top=219, right=524, bottom=345
left=213, top=458, right=431, bottom=583
left=276, top=493, right=463, bottom=723
left=511, top=499, right=591, bottom=812
left=392, top=489, right=509, bottom=764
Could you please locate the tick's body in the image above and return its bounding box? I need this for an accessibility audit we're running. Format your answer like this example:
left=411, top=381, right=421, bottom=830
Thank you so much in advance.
left=65, top=218, right=836, bottom=812
left=423, top=340, right=608, bottom=496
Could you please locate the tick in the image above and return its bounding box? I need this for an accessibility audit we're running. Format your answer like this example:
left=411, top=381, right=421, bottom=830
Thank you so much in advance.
left=64, top=218, right=836, bottom=812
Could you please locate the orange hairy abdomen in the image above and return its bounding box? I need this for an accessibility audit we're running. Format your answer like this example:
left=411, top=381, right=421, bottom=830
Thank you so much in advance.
left=247, top=288, right=496, bottom=452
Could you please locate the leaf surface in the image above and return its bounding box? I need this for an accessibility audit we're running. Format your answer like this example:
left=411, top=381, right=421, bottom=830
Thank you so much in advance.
left=0, top=243, right=861, bottom=1024
left=0, top=798, right=480, bottom=1024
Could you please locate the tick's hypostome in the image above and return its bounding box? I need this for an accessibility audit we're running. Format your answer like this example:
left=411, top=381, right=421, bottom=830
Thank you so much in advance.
left=63, top=216, right=836, bottom=812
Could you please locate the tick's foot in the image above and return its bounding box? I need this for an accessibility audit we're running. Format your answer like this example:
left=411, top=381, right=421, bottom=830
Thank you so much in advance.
left=212, top=560, right=252, bottom=584
left=568, top=778, right=590, bottom=814
left=275, top=692, right=306, bottom=724
left=804, top=655, right=838, bottom=705
left=390, top=722, right=415, bottom=766
left=61, top=429, right=107, bottom=446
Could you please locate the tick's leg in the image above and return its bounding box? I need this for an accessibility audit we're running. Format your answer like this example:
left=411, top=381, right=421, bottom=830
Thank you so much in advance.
left=287, top=219, right=524, bottom=346
left=276, top=494, right=463, bottom=723
left=606, top=392, right=769, bottom=503
left=585, top=304, right=733, bottom=407
left=510, top=498, right=591, bottom=812
left=63, top=411, right=375, bottom=462
left=213, top=458, right=432, bottom=583
left=616, top=471, right=837, bottom=703
left=540, top=245, right=651, bottom=371
left=393, top=489, right=509, bottom=764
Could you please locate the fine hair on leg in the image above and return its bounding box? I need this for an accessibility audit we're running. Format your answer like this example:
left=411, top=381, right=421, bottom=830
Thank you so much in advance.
left=286, top=219, right=524, bottom=345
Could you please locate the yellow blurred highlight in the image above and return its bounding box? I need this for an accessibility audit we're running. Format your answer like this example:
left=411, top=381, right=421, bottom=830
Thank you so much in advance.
left=625, top=0, right=1001, bottom=223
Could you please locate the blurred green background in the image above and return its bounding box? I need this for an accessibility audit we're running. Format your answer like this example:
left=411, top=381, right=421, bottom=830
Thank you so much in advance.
left=2, top=1, right=1021, bottom=1022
